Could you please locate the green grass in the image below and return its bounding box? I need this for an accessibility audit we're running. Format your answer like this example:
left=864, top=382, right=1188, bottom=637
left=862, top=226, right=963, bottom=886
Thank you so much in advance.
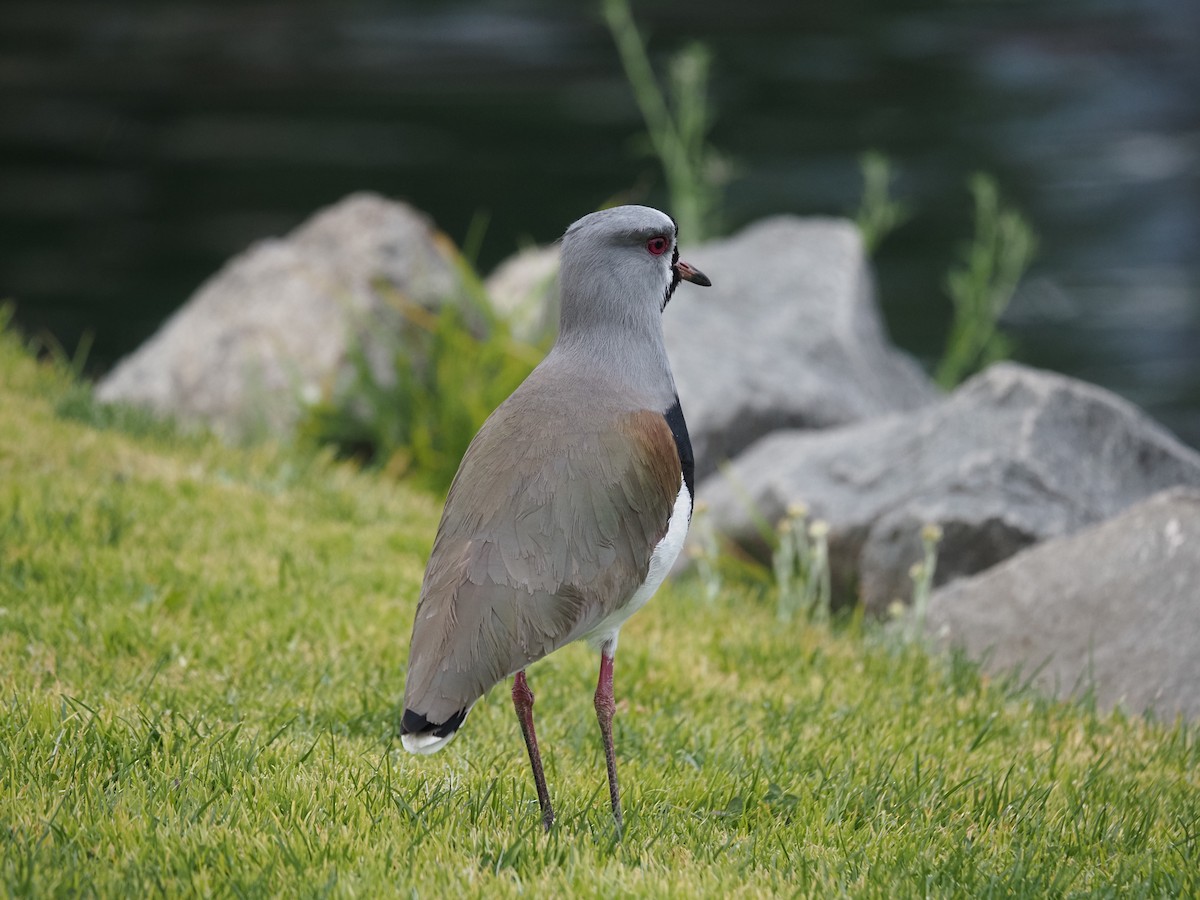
left=2, top=327, right=1198, bottom=898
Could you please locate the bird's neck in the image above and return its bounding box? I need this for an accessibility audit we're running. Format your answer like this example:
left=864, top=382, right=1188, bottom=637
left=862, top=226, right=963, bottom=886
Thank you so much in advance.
left=546, top=322, right=678, bottom=411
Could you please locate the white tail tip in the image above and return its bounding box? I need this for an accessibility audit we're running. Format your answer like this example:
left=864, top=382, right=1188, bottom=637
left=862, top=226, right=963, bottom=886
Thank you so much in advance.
left=401, top=729, right=459, bottom=755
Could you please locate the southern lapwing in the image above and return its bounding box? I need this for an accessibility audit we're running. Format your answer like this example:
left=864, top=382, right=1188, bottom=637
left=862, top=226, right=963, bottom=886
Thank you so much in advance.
left=399, top=204, right=709, bottom=831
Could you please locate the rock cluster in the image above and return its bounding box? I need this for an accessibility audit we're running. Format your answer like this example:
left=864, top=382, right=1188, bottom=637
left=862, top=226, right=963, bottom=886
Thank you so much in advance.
left=699, top=362, right=1200, bottom=614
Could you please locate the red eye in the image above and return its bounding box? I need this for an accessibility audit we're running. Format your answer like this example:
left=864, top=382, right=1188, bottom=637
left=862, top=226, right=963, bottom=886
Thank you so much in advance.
left=646, top=236, right=669, bottom=256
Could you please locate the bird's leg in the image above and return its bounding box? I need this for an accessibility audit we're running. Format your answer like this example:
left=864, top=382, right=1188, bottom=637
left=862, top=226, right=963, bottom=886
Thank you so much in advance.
left=512, top=670, right=554, bottom=830
left=594, top=646, right=623, bottom=832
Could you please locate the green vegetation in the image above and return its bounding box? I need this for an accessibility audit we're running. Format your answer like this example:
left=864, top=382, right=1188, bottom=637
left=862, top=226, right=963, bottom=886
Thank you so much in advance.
left=770, top=504, right=832, bottom=626
left=897, top=523, right=944, bottom=646
left=603, top=0, right=731, bottom=241
left=855, top=152, right=912, bottom=256
left=297, top=270, right=544, bottom=494
left=851, top=159, right=1035, bottom=385
left=3, top=322, right=1198, bottom=897
left=936, top=174, right=1038, bottom=388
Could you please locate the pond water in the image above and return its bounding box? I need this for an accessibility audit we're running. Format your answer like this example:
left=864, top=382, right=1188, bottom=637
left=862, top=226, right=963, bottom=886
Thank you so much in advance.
left=2, top=0, right=1197, bottom=446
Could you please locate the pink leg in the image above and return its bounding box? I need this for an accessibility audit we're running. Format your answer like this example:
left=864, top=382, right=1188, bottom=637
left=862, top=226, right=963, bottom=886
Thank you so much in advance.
left=594, top=647, right=623, bottom=831
left=512, top=670, right=554, bottom=830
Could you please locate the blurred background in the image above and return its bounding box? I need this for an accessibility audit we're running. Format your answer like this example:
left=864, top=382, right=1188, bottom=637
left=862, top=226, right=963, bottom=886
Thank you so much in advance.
left=2, top=0, right=1197, bottom=446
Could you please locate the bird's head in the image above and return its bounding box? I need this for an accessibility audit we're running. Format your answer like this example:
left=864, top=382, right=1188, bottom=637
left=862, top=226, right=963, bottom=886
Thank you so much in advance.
left=559, top=206, right=711, bottom=325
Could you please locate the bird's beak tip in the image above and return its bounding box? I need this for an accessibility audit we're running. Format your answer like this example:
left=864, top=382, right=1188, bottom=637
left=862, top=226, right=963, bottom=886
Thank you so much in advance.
left=675, top=259, right=711, bottom=287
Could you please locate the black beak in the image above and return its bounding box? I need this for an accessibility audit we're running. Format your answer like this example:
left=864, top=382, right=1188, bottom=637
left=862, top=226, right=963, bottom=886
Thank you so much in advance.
left=673, top=259, right=712, bottom=287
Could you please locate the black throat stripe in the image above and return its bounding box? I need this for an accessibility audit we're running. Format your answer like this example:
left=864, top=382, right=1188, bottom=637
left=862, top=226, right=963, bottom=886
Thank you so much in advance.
left=664, top=396, right=695, bottom=500
left=663, top=244, right=682, bottom=310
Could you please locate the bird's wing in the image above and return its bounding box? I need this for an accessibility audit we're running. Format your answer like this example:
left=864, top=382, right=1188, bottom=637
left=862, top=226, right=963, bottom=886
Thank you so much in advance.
left=402, top=399, right=681, bottom=728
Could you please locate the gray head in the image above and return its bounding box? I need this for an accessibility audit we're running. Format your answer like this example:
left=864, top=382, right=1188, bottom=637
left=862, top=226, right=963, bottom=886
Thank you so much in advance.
left=555, top=206, right=710, bottom=369
left=560, top=206, right=710, bottom=323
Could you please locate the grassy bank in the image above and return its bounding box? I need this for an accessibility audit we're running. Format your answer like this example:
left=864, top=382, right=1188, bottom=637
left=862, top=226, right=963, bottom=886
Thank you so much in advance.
left=1, top=329, right=1196, bottom=897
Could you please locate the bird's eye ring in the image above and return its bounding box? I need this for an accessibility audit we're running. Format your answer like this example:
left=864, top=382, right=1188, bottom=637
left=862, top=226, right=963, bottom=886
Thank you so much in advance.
left=646, top=236, right=669, bottom=256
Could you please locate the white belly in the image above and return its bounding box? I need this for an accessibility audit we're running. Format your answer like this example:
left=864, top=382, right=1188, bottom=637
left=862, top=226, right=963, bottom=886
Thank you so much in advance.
left=584, top=477, right=691, bottom=652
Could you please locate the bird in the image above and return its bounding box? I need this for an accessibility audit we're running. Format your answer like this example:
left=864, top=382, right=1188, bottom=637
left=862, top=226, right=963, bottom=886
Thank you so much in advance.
left=399, top=204, right=710, bottom=832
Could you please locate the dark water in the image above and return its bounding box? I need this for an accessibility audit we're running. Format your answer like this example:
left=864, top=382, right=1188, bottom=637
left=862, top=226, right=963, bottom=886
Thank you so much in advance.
left=3, top=0, right=1198, bottom=446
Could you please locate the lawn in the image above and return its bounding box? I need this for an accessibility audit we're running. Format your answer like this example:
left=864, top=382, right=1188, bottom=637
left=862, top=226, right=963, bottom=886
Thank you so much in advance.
left=1, top=322, right=1196, bottom=897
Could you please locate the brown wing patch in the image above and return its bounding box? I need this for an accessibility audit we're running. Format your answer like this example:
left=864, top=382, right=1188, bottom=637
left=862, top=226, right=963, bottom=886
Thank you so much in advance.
left=613, top=409, right=682, bottom=547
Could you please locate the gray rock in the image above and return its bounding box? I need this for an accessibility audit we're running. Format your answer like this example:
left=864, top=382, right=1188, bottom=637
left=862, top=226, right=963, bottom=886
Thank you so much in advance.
left=668, top=216, right=938, bottom=478
left=926, top=487, right=1200, bottom=721
left=699, top=362, right=1200, bottom=612
left=96, top=192, right=468, bottom=439
left=482, top=215, right=938, bottom=478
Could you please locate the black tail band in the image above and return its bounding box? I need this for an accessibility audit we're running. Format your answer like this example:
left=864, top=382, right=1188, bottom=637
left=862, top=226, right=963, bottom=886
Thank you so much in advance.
left=401, top=707, right=467, bottom=738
